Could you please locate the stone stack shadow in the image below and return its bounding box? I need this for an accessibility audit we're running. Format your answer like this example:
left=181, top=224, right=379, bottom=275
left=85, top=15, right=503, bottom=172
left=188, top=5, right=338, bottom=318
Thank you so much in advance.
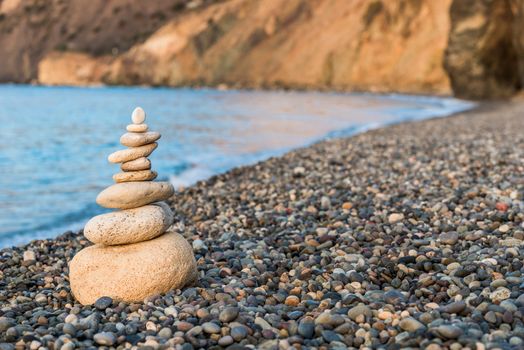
left=69, top=107, right=197, bottom=305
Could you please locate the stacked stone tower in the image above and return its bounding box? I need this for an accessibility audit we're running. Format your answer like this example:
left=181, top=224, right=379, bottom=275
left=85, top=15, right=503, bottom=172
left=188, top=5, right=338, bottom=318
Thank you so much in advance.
left=69, top=107, right=197, bottom=305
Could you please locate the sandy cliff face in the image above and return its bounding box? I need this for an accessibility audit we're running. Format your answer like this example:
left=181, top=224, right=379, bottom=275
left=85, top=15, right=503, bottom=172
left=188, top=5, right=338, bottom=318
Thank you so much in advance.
left=104, top=0, right=453, bottom=94
left=37, top=52, right=111, bottom=86
left=7, top=0, right=524, bottom=98
left=33, top=0, right=452, bottom=94
left=0, top=0, right=213, bottom=82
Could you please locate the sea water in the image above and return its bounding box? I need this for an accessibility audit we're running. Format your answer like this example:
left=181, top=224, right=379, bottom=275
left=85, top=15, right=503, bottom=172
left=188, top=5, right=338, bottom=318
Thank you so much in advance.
left=0, top=85, right=474, bottom=247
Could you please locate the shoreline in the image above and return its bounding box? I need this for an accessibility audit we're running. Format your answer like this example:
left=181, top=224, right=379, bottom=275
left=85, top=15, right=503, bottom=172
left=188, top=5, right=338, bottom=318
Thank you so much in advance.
left=1, top=101, right=523, bottom=348
left=0, top=81, right=460, bottom=98
left=0, top=86, right=473, bottom=248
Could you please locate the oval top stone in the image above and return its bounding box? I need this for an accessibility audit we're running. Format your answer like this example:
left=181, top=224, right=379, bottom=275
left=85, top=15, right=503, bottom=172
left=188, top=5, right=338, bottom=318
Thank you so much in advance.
left=132, top=107, right=146, bottom=124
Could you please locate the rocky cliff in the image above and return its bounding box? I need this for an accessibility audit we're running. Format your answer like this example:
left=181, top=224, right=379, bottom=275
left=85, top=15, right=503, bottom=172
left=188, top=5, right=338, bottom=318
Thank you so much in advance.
left=0, top=0, right=216, bottom=82
left=444, top=0, right=521, bottom=99
left=103, top=0, right=452, bottom=94
left=2, top=0, right=523, bottom=98
left=1, top=0, right=452, bottom=95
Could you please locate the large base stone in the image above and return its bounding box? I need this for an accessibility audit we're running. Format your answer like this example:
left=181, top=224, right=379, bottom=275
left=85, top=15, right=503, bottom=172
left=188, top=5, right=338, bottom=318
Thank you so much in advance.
left=84, top=202, right=173, bottom=245
left=69, top=232, right=198, bottom=304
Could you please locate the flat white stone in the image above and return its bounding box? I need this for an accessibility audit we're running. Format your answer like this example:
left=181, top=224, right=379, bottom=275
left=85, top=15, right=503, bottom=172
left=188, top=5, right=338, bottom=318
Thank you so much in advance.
left=121, top=157, right=151, bottom=171
left=96, top=181, right=174, bottom=209
left=120, top=132, right=161, bottom=147
left=127, top=123, right=148, bottom=133
left=132, top=107, right=146, bottom=124
left=84, top=202, right=173, bottom=245
left=113, top=170, right=157, bottom=183
left=108, top=143, right=157, bottom=163
left=69, top=232, right=198, bottom=304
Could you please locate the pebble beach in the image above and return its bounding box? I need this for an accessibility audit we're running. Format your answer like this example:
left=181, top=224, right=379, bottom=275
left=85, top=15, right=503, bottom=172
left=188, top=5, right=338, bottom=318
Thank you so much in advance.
left=1, top=101, right=523, bottom=349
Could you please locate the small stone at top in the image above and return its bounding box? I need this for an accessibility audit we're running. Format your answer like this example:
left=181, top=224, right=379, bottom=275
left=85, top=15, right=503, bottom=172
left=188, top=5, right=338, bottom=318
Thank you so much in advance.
left=132, top=107, right=146, bottom=124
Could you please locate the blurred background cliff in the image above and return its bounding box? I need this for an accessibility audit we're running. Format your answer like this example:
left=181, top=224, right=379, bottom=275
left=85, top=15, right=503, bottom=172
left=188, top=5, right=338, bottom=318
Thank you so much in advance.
left=0, top=0, right=522, bottom=99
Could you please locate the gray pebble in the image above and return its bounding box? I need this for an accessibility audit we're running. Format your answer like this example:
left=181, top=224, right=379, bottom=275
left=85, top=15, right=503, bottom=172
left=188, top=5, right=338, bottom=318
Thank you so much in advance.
left=218, top=335, right=234, bottom=346
left=0, top=318, right=14, bottom=332
left=484, top=311, right=497, bottom=323
left=62, top=323, right=76, bottom=336
left=158, top=327, right=173, bottom=338
left=321, top=330, right=342, bottom=342
left=384, top=290, right=406, bottom=304
left=219, top=307, right=239, bottom=323
left=298, top=320, right=315, bottom=339
left=93, top=331, right=117, bottom=346
left=399, top=317, right=425, bottom=332
left=439, top=231, right=459, bottom=245
left=440, top=301, right=466, bottom=314
left=433, top=325, right=463, bottom=339
left=347, top=305, right=371, bottom=321
left=60, top=343, right=75, bottom=350
left=231, top=326, right=248, bottom=341
left=94, top=296, right=113, bottom=310
left=202, top=322, right=220, bottom=334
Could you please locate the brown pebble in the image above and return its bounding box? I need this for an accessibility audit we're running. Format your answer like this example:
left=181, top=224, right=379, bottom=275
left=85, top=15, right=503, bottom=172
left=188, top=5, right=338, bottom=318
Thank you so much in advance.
left=197, top=309, right=209, bottom=318
left=37, top=316, right=48, bottom=325
left=342, top=202, right=353, bottom=209
left=285, top=295, right=300, bottom=306
left=177, top=321, right=194, bottom=332
left=373, top=321, right=385, bottom=331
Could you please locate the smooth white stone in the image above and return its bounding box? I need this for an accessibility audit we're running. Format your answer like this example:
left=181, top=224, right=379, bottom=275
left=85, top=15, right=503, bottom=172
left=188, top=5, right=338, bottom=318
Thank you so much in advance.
left=132, top=107, right=146, bottom=124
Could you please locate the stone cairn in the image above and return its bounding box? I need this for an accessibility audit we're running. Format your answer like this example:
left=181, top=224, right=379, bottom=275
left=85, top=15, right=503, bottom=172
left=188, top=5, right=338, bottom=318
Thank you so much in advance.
left=69, top=107, right=197, bottom=305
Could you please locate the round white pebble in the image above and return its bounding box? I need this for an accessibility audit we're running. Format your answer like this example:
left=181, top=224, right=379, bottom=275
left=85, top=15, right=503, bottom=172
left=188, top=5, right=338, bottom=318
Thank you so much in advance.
left=131, top=107, right=146, bottom=124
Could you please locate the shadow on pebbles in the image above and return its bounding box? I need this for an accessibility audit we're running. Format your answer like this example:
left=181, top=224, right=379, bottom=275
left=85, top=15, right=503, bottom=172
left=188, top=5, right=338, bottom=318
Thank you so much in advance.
left=1, top=102, right=524, bottom=349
